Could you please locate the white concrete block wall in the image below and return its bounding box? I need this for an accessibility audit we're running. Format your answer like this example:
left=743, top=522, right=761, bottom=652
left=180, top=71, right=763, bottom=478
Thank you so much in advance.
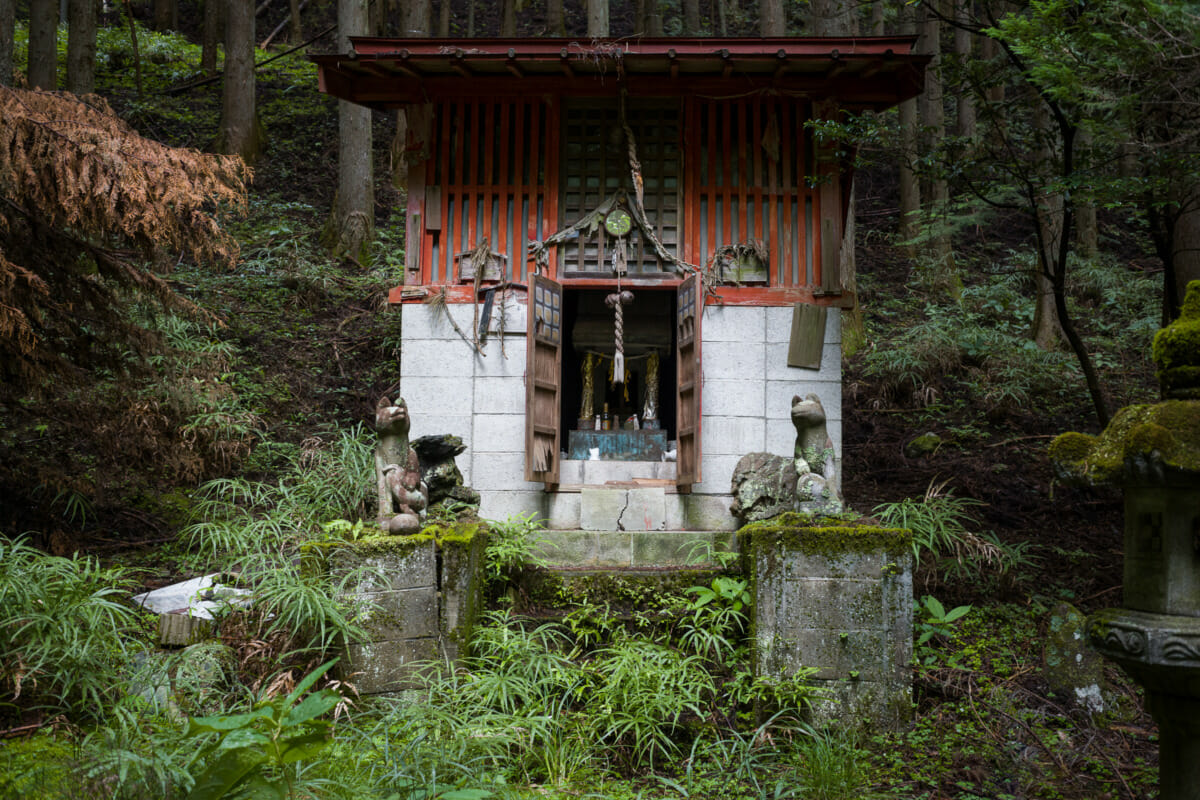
left=399, top=302, right=843, bottom=531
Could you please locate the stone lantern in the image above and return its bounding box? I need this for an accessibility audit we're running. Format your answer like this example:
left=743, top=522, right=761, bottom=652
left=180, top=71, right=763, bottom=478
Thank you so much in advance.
left=1049, top=280, right=1200, bottom=799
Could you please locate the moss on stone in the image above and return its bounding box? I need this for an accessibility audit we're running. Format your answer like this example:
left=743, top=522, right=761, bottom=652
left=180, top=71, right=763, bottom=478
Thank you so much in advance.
left=1153, top=280, right=1200, bottom=396
left=1048, top=400, right=1200, bottom=486
left=737, top=512, right=911, bottom=558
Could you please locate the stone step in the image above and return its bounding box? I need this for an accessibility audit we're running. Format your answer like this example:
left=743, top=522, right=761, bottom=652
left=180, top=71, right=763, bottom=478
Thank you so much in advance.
left=532, top=528, right=736, bottom=570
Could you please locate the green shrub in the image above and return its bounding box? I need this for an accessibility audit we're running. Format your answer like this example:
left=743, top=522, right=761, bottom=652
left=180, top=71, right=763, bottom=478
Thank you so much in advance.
left=0, top=537, right=144, bottom=720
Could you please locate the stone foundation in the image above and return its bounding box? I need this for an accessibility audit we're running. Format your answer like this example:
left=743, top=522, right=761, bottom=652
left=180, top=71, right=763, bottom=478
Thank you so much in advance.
left=740, top=516, right=913, bottom=730
left=313, top=527, right=487, bottom=693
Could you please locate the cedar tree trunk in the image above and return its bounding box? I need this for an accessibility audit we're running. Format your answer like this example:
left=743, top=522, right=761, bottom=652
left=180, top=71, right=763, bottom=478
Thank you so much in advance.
left=66, top=0, right=97, bottom=95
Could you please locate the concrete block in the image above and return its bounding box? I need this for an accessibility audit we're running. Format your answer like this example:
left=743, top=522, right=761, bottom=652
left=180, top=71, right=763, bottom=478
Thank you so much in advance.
left=472, top=414, right=526, bottom=453
left=780, top=577, right=885, bottom=632
left=557, top=460, right=584, bottom=484
left=402, top=303, right=478, bottom=341
left=620, top=488, right=666, bottom=531
left=765, top=343, right=842, bottom=382
left=473, top=376, right=527, bottom=415
left=702, top=305, right=766, bottom=342
left=765, top=305, right=842, bottom=345
left=579, top=460, right=675, bottom=484
left=580, top=488, right=628, bottom=531
left=779, top=551, right=888, bottom=581
left=681, top=494, right=738, bottom=531
left=352, top=587, right=439, bottom=642
left=532, top=530, right=599, bottom=566
left=702, top=416, right=766, bottom=455
left=478, top=489, right=545, bottom=523
left=694, top=453, right=744, bottom=495
left=472, top=340, right=527, bottom=378
left=630, top=530, right=736, bottom=567
left=703, top=341, right=766, bottom=381
left=325, top=538, right=437, bottom=593
left=398, top=377, right=475, bottom=418
left=545, top=492, right=581, bottom=530
left=472, top=451, right=540, bottom=491
left=342, top=639, right=440, bottom=694
left=701, top=379, right=765, bottom=418
left=402, top=339, right=476, bottom=378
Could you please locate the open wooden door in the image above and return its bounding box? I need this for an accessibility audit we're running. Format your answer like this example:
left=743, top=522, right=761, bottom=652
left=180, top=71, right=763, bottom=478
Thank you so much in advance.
left=525, top=274, right=563, bottom=487
left=675, top=274, right=702, bottom=492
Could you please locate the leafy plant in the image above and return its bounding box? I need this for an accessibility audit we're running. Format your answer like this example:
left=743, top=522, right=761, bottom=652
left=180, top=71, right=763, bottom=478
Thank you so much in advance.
left=915, top=595, right=972, bottom=666
left=184, top=660, right=343, bottom=800
left=0, top=536, right=143, bottom=720
left=483, top=512, right=548, bottom=588
left=679, top=575, right=751, bottom=665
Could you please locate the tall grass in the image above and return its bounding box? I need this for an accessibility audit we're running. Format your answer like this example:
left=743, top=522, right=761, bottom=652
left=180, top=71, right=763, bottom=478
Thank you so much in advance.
left=0, top=537, right=143, bottom=720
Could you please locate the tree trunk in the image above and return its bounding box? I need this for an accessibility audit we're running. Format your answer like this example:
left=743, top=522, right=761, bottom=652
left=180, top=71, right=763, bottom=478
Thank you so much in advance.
left=682, top=0, right=700, bottom=34
left=66, top=0, right=97, bottom=94
left=153, top=0, right=177, bottom=31
left=28, top=0, right=59, bottom=90
left=919, top=0, right=957, bottom=295
left=288, top=0, right=302, bottom=42
left=644, top=0, right=663, bottom=34
left=501, top=0, right=516, bottom=36
left=546, top=0, right=565, bottom=35
left=393, top=0, right=431, bottom=189
left=1074, top=127, right=1098, bottom=258
left=439, top=0, right=451, bottom=36
left=810, top=0, right=850, bottom=37
left=1168, top=191, right=1200, bottom=322
left=215, top=0, right=264, bottom=165
left=404, top=0, right=432, bottom=35
left=0, top=0, right=14, bottom=86
left=898, top=1, right=920, bottom=252
left=588, top=0, right=608, bottom=37
left=760, top=0, right=784, bottom=36
left=954, top=0, right=975, bottom=141
left=328, top=0, right=374, bottom=263
left=1031, top=101, right=1065, bottom=349
left=201, top=0, right=221, bottom=75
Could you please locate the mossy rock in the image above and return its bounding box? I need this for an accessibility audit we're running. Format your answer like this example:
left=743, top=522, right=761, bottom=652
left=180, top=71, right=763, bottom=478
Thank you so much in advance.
left=1048, top=400, right=1200, bottom=486
left=738, top=511, right=911, bottom=558
left=1153, top=279, right=1200, bottom=397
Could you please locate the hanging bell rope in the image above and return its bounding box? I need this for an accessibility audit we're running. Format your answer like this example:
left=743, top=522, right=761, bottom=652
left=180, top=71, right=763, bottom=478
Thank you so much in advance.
left=605, top=286, right=634, bottom=385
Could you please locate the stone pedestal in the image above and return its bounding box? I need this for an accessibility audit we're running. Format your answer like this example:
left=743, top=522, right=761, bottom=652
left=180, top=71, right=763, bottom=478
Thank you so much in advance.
left=740, top=517, right=913, bottom=730
left=312, top=526, right=486, bottom=694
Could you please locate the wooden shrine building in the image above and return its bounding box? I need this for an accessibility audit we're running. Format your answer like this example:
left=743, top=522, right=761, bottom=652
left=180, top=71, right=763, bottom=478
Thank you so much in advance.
left=314, top=38, right=927, bottom=530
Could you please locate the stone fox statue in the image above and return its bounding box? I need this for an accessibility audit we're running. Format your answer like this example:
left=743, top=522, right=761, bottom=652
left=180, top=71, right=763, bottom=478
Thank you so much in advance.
left=791, top=393, right=843, bottom=513
left=375, top=396, right=428, bottom=535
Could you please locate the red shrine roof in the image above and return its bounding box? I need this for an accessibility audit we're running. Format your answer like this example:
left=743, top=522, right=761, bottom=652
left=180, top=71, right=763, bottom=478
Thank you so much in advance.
left=313, top=37, right=928, bottom=110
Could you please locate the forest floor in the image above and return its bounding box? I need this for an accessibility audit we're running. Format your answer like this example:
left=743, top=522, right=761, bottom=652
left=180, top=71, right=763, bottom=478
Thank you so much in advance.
left=1, top=10, right=1169, bottom=799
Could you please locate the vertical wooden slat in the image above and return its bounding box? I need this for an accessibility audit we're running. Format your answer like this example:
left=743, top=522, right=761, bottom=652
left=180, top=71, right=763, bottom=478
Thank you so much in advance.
left=406, top=103, right=432, bottom=285
left=736, top=98, right=748, bottom=245
left=513, top=98, right=527, bottom=281
left=751, top=98, right=764, bottom=251
left=767, top=101, right=780, bottom=285
left=684, top=98, right=700, bottom=266
left=705, top=101, right=718, bottom=264
left=481, top=101, right=495, bottom=261
left=721, top=102, right=732, bottom=248
left=780, top=100, right=795, bottom=286
left=495, top=101, right=510, bottom=277
left=543, top=97, right=559, bottom=279
left=438, top=101, right=453, bottom=283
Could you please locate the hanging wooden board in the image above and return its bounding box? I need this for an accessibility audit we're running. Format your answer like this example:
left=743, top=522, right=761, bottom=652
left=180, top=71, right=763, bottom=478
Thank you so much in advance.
left=787, top=303, right=827, bottom=369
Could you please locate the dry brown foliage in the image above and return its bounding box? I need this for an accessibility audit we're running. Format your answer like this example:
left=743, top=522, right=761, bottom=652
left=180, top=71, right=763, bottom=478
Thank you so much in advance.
left=0, top=86, right=249, bottom=395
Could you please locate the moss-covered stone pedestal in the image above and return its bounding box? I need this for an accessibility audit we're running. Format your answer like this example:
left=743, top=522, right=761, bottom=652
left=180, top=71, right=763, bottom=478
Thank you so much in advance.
left=1050, top=280, right=1200, bottom=800
left=315, top=526, right=487, bottom=694
left=740, top=514, right=913, bottom=730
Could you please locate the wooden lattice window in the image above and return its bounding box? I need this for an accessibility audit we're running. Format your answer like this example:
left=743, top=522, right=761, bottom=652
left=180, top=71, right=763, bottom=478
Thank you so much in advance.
left=686, top=97, right=834, bottom=289
left=559, top=100, right=681, bottom=275
left=422, top=97, right=556, bottom=285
